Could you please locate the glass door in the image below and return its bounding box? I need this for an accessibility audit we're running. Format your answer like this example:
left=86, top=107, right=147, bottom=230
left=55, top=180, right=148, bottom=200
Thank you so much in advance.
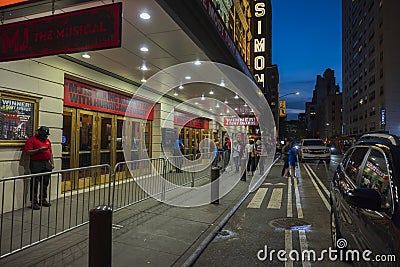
left=61, top=108, right=77, bottom=191
left=77, top=110, right=97, bottom=188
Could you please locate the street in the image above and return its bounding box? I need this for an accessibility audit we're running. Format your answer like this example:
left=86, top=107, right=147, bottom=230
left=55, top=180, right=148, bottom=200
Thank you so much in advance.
left=195, top=155, right=352, bottom=267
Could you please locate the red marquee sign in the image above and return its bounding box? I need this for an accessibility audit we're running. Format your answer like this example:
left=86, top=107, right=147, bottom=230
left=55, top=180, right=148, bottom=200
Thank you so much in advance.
left=0, top=3, right=122, bottom=62
left=64, top=78, right=153, bottom=120
left=174, top=111, right=209, bottom=129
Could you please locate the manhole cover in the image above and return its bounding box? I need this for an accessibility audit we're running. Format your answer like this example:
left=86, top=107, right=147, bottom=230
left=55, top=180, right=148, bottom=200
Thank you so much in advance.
left=269, top=218, right=311, bottom=231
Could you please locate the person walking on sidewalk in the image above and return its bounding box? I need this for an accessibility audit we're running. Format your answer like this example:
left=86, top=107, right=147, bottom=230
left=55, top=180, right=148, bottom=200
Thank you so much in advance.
left=284, top=142, right=297, bottom=178
left=281, top=140, right=290, bottom=177
left=24, top=126, right=54, bottom=210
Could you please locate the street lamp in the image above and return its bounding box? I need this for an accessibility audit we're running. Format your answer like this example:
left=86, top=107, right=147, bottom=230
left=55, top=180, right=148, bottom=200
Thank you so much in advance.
left=279, top=91, right=300, bottom=99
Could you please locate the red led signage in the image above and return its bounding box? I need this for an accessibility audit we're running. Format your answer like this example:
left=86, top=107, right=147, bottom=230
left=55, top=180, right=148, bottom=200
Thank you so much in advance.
left=0, top=3, right=122, bottom=62
left=174, top=111, right=209, bottom=129
left=64, top=79, right=154, bottom=120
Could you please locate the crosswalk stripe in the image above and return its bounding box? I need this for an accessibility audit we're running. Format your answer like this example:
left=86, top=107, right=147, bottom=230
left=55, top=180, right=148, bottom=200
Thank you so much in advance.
left=262, top=182, right=286, bottom=186
left=285, top=229, right=293, bottom=267
left=247, top=188, right=268, bottom=209
left=287, top=178, right=292, bottom=217
left=267, top=188, right=283, bottom=209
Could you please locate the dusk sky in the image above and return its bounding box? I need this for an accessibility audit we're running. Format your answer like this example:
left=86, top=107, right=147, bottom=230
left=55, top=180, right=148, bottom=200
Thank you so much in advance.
left=272, top=0, right=342, bottom=120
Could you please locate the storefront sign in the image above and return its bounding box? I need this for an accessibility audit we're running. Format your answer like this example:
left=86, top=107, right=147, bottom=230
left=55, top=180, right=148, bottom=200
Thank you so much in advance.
left=223, top=117, right=259, bottom=126
left=380, top=108, right=386, bottom=125
left=64, top=79, right=153, bottom=120
left=0, top=3, right=122, bottom=62
left=174, top=111, right=209, bottom=129
left=279, top=100, right=287, bottom=118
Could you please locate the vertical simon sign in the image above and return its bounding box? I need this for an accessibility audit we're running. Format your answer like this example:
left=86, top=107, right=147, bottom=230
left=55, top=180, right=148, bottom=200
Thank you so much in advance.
left=251, top=0, right=268, bottom=89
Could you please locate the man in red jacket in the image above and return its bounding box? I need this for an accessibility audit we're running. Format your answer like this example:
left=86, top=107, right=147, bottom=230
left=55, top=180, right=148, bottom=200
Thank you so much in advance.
left=24, top=126, right=54, bottom=210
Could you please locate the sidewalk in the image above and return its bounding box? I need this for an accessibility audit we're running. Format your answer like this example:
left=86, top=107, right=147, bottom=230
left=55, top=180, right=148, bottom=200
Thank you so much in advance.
left=0, top=168, right=263, bottom=266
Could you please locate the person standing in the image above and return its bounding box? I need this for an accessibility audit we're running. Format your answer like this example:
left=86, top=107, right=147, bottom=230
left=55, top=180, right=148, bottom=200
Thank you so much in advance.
left=245, top=139, right=256, bottom=176
left=232, top=140, right=241, bottom=173
left=283, top=142, right=297, bottom=178
left=24, top=126, right=54, bottom=210
left=281, top=140, right=290, bottom=177
left=173, top=135, right=184, bottom=173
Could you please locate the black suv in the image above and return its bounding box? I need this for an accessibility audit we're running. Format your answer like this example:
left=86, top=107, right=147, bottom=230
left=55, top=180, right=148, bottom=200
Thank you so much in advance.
left=330, top=133, right=400, bottom=265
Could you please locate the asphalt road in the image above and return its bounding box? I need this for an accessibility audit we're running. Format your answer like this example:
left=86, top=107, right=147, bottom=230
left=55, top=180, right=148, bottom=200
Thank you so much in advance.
left=194, top=155, right=353, bottom=267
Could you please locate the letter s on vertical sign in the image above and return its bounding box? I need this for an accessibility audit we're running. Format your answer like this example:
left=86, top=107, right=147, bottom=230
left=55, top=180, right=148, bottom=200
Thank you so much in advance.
left=255, top=2, right=266, bottom=17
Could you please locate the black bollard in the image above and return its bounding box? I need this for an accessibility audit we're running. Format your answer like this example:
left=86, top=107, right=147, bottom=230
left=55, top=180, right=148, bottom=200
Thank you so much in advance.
left=240, top=158, right=247, bottom=181
left=211, top=167, right=220, bottom=204
left=89, top=205, right=113, bottom=267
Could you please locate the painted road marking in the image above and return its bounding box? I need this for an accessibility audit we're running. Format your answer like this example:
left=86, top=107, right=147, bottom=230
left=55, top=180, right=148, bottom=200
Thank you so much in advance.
left=293, top=178, right=304, bottom=219
left=267, top=188, right=283, bottom=209
left=304, top=164, right=330, bottom=212
left=287, top=177, right=293, bottom=217
left=299, top=230, right=311, bottom=267
left=247, top=188, right=268, bottom=209
left=262, top=182, right=286, bottom=186
left=305, top=163, right=330, bottom=197
left=285, top=229, right=293, bottom=267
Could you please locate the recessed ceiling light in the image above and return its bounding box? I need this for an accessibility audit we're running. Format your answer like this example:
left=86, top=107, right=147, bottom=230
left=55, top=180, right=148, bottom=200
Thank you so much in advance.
left=224, top=99, right=228, bottom=104
left=82, top=52, right=90, bottom=59
left=141, top=78, right=146, bottom=82
left=185, top=76, right=191, bottom=80
left=140, top=64, right=148, bottom=71
left=234, top=94, right=239, bottom=99
left=216, top=103, right=220, bottom=108
left=201, top=93, right=205, bottom=100
left=179, top=85, right=184, bottom=89
left=195, top=101, right=199, bottom=105
left=173, top=91, right=178, bottom=96
left=194, top=60, right=201, bottom=65
left=227, top=110, right=230, bottom=113
left=244, top=103, right=248, bottom=107
left=209, top=90, right=214, bottom=95
left=140, top=12, right=151, bottom=20
left=209, top=107, right=213, bottom=111
left=140, top=46, right=149, bottom=52
left=234, top=107, right=238, bottom=111
left=220, top=80, right=225, bottom=87
left=220, top=113, right=223, bottom=115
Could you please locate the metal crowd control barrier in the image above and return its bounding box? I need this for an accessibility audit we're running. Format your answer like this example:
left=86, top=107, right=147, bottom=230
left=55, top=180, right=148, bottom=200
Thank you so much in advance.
left=0, top=151, right=243, bottom=259
left=0, top=164, right=112, bottom=259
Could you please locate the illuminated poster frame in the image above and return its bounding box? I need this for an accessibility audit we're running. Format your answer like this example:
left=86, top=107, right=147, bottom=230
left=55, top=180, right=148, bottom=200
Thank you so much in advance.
left=0, top=91, right=40, bottom=146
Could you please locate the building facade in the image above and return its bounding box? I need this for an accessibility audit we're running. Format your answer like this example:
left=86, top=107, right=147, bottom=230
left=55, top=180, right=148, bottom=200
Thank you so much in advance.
left=0, top=0, right=277, bottom=211
left=305, top=69, right=342, bottom=139
left=342, top=0, right=400, bottom=135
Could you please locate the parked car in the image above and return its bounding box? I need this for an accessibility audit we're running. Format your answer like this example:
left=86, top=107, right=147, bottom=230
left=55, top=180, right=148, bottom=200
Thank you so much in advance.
left=298, top=138, right=330, bottom=163
left=330, top=133, right=400, bottom=265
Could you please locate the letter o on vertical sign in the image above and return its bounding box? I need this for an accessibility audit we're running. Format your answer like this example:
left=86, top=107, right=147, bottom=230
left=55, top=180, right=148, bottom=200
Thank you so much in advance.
left=254, top=56, right=265, bottom=71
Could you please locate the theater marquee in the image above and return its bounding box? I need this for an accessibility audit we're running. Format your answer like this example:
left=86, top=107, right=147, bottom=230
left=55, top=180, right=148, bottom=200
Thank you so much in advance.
left=0, top=3, right=122, bottom=62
